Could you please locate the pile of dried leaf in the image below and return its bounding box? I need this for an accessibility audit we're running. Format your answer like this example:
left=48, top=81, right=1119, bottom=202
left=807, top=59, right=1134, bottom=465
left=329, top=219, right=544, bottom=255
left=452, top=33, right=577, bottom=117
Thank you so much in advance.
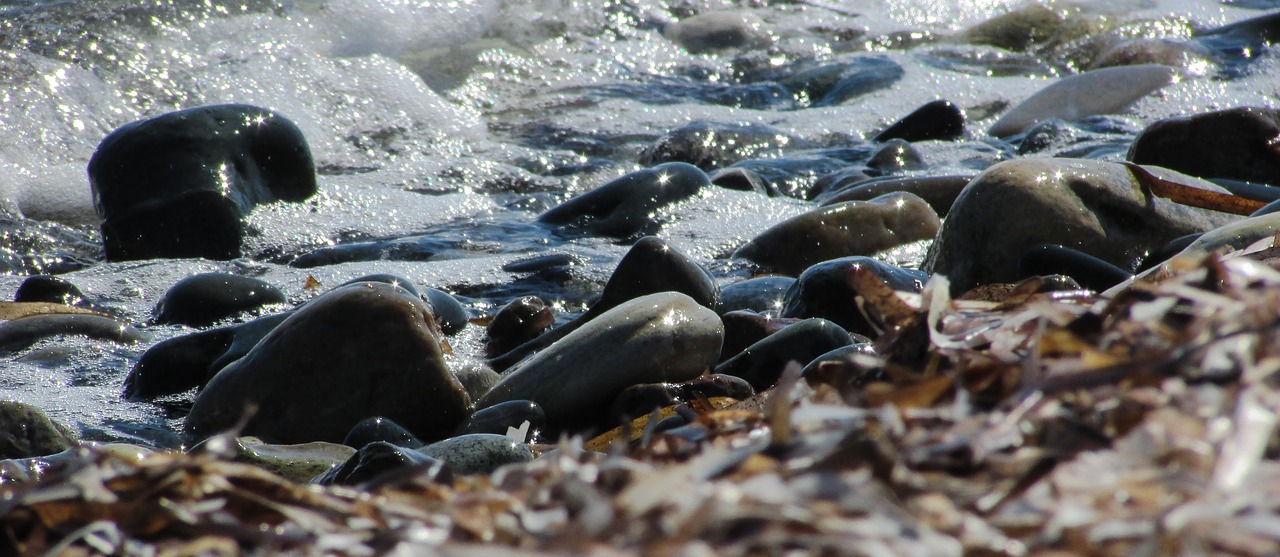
left=7, top=242, right=1280, bottom=556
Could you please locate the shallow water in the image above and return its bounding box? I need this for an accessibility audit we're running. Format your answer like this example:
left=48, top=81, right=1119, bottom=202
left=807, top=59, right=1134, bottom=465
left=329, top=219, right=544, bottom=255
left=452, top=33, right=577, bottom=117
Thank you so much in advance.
left=0, top=0, right=1277, bottom=448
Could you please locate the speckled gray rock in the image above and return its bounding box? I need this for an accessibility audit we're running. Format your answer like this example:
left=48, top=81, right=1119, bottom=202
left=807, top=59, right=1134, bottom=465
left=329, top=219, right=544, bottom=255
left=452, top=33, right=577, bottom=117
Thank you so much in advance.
left=185, top=282, right=471, bottom=445
left=476, top=292, right=724, bottom=430
left=417, top=433, right=534, bottom=475
left=0, top=400, right=76, bottom=459
left=923, top=158, right=1239, bottom=295
left=734, top=191, right=940, bottom=276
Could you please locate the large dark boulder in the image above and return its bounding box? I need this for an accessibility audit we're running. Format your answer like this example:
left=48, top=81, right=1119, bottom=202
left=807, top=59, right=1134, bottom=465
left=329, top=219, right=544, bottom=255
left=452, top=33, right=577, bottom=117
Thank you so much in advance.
left=184, top=282, right=470, bottom=445
left=1128, top=107, right=1280, bottom=187
left=89, top=104, right=317, bottom=261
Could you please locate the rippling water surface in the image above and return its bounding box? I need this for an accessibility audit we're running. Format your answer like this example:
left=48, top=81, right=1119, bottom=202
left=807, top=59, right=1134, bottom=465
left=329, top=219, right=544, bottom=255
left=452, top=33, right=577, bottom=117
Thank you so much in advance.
left=0, top=0, right=1277, bottom=447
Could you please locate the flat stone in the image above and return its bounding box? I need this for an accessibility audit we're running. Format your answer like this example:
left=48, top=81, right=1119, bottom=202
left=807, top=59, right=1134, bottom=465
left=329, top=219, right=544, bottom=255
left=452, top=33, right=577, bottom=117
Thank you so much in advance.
left=418, top=433, right=534, bottom=476
left=989, top=65, right=1176, bottom=137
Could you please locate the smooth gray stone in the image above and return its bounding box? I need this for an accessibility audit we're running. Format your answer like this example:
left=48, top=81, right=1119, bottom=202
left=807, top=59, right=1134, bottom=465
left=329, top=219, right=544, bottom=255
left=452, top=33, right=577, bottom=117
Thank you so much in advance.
left=781, top=257, right=927, bottom=337
left=715, top=318, right=854, bottom=391
left=0, top=400, right=76, bottom=459
left=923, top=158, right=1240, bottom=295
left=89, top=104, right=316, bottom=261
left=0, top=313, right=143, bottom=353
left=988, top=65, right=1176, bottom=137
left=455, top=400, right=545, bottom=437
left=734, top=192, right=940, bottom=276
left=154, top=272, right=286, bottom=327
left=1129, top=107, right=1280, bottom=187
left=185, top=282, right=470, bottom=445
left=489, top=236, right=719, bottom=372
left=663, top=11, right=771, bottom=54
left=1173, top=212, right=1280, bottom=256
left=456, top=365, right=502, bottom=402
left=719, top=276, right=795, bottom=315
left=313, top=441, right=447, bottom=486
left=418, top=433, right=534, bottom=475
left=476, top=292, right=724, bottom=430
left=538, top=162, right=710, bottom=237
left=817, top=174, right=975, bottom=216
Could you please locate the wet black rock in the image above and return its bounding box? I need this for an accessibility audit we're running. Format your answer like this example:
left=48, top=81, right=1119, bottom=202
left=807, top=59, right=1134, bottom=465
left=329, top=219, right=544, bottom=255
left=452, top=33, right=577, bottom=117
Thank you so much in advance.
left=313, top=441, right=448, bottom=487
left=771, top=56, right=905, bottom=107
left=734, top=192, right=940, bottom=276
left=873, top=99, right=965, bottom=142
left=423, top=288, right=471, bottom=336
left=185, top=282, right=470, bottom=445
left=485, top=296, right=554, bottom=357
left=1128, top=107, right=1280, bottom=187
left=610, top=374, right=754, bottom=423
left=124, top=312, right=291, bottom=401
left=489, top=236, right=720, bottom=372
left=781, top=257, right=927, bottom=337
left=638, top=121, right=797, bottom=170
left=865, top=139, right=927, bottom=176
left=455, top=400, right=545, bottom=437
left=719, top=276, right=795, bottom=315
left=14, top=275, right=85, bottom=306
left=343, top=417, right=423, bottom=450
left=538, top=162, right=710, bottom=237
left=715, top=318, right=855, bottom=391
left=0, top=314, right=143, bottom=353
left=1017, top=244, right=1133, bottom=292
left=89, top=104, right=316, bottom=261
left=0, top=400, right=76, bottom=459
left=720, top=311, right=798, bottom=365
left=709, top=167, right=778, bottom=196
left=817, top=174, right=974, bottom=217
left=341, top=274, right=470, bottom=335
left=154, top=272, right=286, bottom=327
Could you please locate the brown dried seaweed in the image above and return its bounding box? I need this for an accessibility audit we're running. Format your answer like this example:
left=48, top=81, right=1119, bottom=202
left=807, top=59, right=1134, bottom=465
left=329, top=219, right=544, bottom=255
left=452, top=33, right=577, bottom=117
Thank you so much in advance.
left=7, top=251, right=1280, bottom=555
